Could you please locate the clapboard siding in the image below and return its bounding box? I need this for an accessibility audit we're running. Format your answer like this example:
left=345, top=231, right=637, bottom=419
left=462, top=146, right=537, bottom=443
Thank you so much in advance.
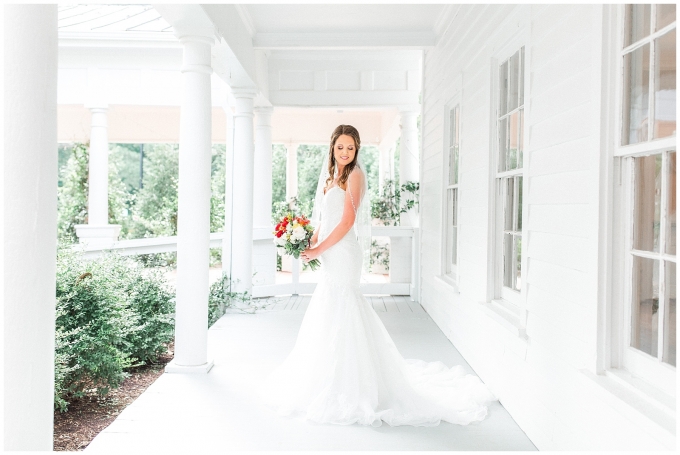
left=419, top=4, right=672, bottom=450
left=527, top=231, right=593, bottom=273
left=528, top=170, right=592, bottom=205
left=528, top=138, right=592, bottom=176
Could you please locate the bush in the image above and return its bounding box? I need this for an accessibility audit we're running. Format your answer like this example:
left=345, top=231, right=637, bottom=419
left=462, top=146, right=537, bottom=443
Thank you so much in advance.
left=55, top=249, right=175, bottom=411
left=371, top=178, right=420, bottom=226
left=55, top=250, right=136, bottom=404
left=370, top=239, right=390, bottom=272
left=208, top=274, right=250, bottom=326
left=127, top=144, right=179, bottom=239
left=57, top=143, right=89, bottom=244
left=124, top=267, right=175, bottom=365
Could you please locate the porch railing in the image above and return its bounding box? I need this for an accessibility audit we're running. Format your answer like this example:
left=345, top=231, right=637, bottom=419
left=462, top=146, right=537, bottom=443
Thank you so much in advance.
left=73, top=226, right=420, bottom=300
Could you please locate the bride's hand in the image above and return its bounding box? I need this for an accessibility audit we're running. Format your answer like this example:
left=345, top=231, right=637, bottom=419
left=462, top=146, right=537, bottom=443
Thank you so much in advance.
left=301, top=246, right=321, bottom=263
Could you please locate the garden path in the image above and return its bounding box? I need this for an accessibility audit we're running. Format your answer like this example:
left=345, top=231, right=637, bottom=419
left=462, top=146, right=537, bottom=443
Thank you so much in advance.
left=84, top=295, right=536, bottom=451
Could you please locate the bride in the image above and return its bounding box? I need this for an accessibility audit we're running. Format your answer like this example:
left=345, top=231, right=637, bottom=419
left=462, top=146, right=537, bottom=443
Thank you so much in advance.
left=259, top=125, right=497, bottom=427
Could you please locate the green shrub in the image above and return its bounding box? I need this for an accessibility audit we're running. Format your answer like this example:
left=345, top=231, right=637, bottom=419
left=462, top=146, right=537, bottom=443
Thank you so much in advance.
left=123, top=268, right=175, bottom=365
left=371, top=178, right=420, bottom=226
left=128, top=144, right=179, bottom=239
left=208, top=274, right=250, bottom=326
left=370, top=239, right=390, bottom=272
left=55, top=249, right=175, bottom=411
left=57, top=143, right=89, bottom=244
left=55, top=250, right=136, bottom=403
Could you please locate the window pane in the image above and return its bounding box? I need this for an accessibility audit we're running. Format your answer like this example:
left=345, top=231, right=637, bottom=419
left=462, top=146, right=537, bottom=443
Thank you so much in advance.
left=508, top=50, right=520, bottom=112
left=451, top=227, right=458, bottom=267
left=453, top=145, right=459, bottom=185
left=625, top=4, right=651, bottom=47
left=654, top=29, right=676, bottom=139
left=504, top=177, right=515, bottom=232
left=451, top=188, right=458, bottom=227
left=518, top=108, right=524, bottom=168
left=517, top=176, right=523, bottom=231
left=449, top=146, right=455, bottom=185
left=656, top=3, right=676, bottom=31
left=668, top=152, right=677, bottom=255
left=446, top=189, right=454, bottom=273
left=633, top=154, right=662, bottom=252
left=498, top=116, right=508, bottom=172
left=663, top=261, right=676, bottom=366
left=514, top=235, right=522, bottom=291
left=451, top=188, right=458, bottom=267
left=454, top=105, right=460, bottom=147
left=519, top=47, right=525, bottom=107
left=449, top=108, right=456, bottom=147
left=508, top=111, right=520, bottom=171
left=499, top=61, right=508, bottom=117
left=631, top=256, right=659, bottom=358
left=622, top=44, right=651, bottom=145
left=503, top=233, right=513, bottom=288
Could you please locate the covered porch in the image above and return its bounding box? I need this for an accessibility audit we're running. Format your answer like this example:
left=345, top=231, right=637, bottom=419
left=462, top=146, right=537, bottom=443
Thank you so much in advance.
left=84, top=297, right=535, bottom=452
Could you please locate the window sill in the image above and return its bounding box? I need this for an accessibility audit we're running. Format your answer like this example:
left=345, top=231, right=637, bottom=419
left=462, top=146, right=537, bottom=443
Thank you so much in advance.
left=480, top=299, right=527, bottom=340
left=580, top=368, right=676, bottom=440
left=434, top=274, right=459, bottom=293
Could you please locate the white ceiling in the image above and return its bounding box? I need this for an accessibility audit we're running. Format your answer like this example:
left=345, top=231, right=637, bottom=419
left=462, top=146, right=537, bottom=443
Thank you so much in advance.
left=241, top=4, right=449, bottom=35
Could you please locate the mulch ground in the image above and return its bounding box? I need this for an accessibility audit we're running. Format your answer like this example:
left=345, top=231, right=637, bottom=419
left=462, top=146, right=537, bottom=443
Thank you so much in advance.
left=53, top=343, right=174, bottom=451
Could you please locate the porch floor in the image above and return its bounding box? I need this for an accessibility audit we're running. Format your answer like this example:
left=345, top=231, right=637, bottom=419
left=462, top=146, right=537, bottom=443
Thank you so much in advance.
left=84, top=296, right=536, bottom=452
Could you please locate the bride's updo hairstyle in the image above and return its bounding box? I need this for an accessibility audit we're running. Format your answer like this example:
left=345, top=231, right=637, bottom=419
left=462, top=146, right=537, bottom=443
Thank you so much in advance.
left=325, top=124, right=361, bottom=191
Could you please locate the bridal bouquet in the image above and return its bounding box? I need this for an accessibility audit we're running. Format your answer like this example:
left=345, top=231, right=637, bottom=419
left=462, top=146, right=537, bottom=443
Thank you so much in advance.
left=273, top=214, right=320, bottom=271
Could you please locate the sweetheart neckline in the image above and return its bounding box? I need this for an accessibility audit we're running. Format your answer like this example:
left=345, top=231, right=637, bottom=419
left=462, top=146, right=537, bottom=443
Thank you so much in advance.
left=323, top=186, right=346, bottom=197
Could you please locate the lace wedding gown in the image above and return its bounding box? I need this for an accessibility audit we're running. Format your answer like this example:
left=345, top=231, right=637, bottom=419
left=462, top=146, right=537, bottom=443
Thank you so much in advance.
left=259, top=185, right=497, bottom=427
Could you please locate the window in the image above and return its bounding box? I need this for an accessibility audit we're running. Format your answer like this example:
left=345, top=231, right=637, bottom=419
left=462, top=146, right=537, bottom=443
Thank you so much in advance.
left=445, top=105, right=461, bottom=280
left=494, top=46, right=525, bottom=307
left=621, top=4, right=676, bottom=145
left=614, top=4, right=676, bottom=394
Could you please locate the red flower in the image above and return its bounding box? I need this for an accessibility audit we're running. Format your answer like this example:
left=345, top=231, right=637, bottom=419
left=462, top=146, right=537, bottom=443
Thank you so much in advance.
left=276, top=231, right=283, bottom=238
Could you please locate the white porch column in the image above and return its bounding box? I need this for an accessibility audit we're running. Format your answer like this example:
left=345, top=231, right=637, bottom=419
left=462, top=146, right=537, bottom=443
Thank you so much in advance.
left=391, top=109, right=420, bottom=285
left=165, top=34, right=214, bottom=374
left=74, top=105, right=121, bottom=247
left=378, top=142, right=392, bottom=194
left=4, top=4, right=58, bottom=450
left=221, top=106, right=235, bottom=279
left=285, top=143, right=299, bottom=202
left=398, top=109, right=420, bottom=226
left=231, top=87, right=257, bottom=294
left=253, top=107, right=276, bottom=286
left=281, top=142, right=299, bottom=274
left=254, top=107, right=274, bottom=229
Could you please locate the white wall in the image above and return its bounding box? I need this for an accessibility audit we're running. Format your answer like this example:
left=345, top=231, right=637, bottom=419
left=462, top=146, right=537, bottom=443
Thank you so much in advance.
left=4, top=4, right=58, bottom=450
left=419, top=4, right=674, bottom=450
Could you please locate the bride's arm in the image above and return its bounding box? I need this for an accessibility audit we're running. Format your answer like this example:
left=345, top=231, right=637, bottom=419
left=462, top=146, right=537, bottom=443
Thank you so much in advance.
left=310, top=224, right=320, bottom=246
left=310, top=170, right=362, bottom=256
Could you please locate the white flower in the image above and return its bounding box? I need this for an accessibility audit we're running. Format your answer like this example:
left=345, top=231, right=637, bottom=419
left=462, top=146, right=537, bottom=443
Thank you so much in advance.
left=276, top=236, right=286, bottom=246
left=277, top=247, right=286, bottom=255
left=292, top=226, right=306, bottom=241
left=286, top=224, right=293, bottom=232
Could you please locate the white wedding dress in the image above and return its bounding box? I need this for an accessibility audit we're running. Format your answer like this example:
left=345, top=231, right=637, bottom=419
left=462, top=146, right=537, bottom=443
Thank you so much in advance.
left=259, top=185, right=498, bottom=427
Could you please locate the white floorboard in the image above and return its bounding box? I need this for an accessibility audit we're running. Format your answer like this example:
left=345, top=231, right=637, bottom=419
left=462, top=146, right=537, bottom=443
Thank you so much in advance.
left=85, top=296, right=537, bottom=452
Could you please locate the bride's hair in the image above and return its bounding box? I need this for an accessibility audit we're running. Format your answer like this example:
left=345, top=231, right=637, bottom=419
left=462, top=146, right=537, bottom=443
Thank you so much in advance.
left=325, top=124, right=361, bottom=191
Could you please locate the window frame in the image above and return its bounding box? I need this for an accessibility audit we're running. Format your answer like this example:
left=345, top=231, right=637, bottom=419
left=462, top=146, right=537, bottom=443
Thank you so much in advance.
left=488, top=30, right=530, bottom=320
left=443, top=103, right=462, bottom=283
left=439, top=75, right=463, bottom=288
left=612, top=3, right=676, bottom=396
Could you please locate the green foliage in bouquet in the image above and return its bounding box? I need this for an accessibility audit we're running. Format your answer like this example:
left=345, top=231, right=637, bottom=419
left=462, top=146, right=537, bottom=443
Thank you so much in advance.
left=273, top=214, right=320, bottom=270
